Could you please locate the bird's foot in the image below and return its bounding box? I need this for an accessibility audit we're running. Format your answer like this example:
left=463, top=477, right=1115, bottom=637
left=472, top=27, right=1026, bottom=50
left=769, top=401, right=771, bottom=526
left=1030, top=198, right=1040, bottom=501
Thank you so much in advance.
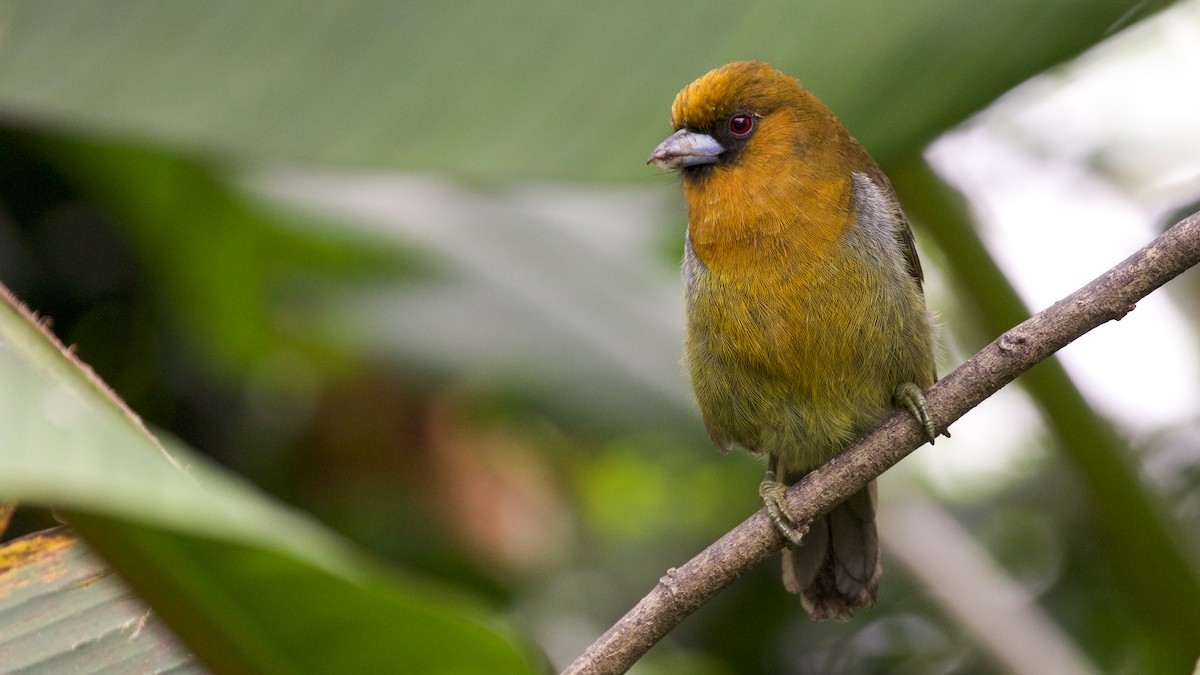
left=759, top=471, right=808, bottom=547
left=895, top=381, right=937, bottom=443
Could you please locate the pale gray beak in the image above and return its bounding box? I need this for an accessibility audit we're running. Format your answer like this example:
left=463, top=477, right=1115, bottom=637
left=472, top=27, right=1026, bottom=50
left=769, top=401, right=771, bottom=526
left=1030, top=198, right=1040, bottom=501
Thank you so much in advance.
left=647, top=129, right=724, bottom=169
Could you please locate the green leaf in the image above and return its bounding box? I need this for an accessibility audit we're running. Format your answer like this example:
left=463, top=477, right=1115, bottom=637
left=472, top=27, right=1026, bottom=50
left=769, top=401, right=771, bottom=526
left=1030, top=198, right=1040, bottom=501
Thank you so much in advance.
left=0, top=0, right=1173, bottom=180
left=0, top=285, right=536, bottom=673
left=0, top=528, right=200, bottom=673
left=62, top=516, right=534, bottom=675
left=26, top=135, right=426, bottom=378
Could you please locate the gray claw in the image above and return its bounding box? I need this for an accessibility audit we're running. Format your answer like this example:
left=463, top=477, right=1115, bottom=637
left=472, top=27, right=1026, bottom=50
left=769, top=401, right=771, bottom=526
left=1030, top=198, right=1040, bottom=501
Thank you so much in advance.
left=759, top=471, right=808, bottom=547
left=895, top=382, right=936, bottom=444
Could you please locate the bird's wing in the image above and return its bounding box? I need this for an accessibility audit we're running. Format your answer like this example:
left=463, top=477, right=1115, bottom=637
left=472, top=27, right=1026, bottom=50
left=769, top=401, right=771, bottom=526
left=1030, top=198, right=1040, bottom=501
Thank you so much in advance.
left=894, top=212, right=924, bottom=289
left=853, top=168, right=924, bottom=289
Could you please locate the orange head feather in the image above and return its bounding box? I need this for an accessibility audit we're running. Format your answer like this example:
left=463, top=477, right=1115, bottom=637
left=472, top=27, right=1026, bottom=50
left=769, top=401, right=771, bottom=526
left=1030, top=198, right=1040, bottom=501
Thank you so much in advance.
left=654, top=61, right=875, bottom=268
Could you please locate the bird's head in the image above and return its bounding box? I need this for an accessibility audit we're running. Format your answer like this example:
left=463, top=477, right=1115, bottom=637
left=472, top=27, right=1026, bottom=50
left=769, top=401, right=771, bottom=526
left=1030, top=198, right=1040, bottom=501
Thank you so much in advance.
left=648, top=61, right=877, bottom=253
left=648, top=61, right=863, bottom=184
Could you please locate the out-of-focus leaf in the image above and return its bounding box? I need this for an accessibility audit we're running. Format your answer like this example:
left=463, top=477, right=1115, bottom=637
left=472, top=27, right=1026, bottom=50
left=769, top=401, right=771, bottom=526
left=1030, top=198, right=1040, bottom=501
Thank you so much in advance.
left=27, top=135, right=425, bottom=378
left=0, top=285, right=537, bottom=673
left=0, top=0, right=1173, bottom=180
left=249, top=170, right=698, bottom=431
left=0, top=528, right=202, bottom=673
left=23, top=133, right=697, bottom=431
left=61, top=515, right=535, bottom=675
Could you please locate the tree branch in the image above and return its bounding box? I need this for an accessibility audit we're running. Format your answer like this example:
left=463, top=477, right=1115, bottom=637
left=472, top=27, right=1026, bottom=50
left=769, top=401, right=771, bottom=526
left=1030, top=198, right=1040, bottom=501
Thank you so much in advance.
left=562, top=210, right=1200, bottom=675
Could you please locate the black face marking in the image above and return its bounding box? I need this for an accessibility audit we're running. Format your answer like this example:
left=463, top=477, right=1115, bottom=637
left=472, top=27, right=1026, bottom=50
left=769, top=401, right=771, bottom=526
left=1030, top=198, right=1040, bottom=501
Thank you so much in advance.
left=680, top=110, right=761, bottom=180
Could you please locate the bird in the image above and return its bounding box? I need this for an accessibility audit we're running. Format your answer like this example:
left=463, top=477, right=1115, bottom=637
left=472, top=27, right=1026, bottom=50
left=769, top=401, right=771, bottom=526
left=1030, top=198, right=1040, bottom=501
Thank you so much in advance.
left=647, top=61, right=937, bottom=621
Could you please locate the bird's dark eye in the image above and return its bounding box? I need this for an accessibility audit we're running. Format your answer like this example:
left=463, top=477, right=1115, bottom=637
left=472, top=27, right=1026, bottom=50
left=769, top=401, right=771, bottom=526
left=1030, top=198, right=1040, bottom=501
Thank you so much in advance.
left=729, top=114, right=754, bottom=137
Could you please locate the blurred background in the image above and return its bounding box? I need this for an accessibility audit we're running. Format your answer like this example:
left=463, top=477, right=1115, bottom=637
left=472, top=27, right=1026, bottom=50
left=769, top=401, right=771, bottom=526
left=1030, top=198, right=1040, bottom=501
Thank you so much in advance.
left=1, top=1, right=1199, bottom=673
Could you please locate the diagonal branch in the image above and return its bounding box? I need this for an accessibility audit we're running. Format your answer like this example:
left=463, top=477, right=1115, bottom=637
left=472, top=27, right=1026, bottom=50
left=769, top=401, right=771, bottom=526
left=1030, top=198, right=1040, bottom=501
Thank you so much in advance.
left=563, top=210, right=1200, bottom=675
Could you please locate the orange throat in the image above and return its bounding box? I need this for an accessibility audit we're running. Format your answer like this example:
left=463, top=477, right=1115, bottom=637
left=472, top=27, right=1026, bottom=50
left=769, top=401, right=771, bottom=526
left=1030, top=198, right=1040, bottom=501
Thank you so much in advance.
left=685, top=170, right=851, bottom=274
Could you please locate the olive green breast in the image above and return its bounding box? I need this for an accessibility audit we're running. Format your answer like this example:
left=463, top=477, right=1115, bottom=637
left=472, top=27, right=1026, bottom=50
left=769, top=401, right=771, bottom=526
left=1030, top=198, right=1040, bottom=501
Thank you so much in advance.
left=683, top=228, right=933, bottom=472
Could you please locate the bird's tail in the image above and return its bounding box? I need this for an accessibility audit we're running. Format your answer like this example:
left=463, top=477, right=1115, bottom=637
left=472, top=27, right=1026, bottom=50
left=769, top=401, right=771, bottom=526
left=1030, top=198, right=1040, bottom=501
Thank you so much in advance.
left=782, top=481, right=881, bottom=621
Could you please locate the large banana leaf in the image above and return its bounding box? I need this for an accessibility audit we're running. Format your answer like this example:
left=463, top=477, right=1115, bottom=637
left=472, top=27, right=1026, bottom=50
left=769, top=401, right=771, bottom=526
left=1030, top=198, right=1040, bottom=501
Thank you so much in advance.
left=0, top=0, right=1169, bottom=178
left=0, top=286, right=536, bottom=672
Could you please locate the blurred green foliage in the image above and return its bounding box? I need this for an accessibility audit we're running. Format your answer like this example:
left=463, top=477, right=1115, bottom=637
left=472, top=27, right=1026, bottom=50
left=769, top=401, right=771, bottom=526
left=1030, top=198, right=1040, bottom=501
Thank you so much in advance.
left=1, top=1, right=1198, bottom=674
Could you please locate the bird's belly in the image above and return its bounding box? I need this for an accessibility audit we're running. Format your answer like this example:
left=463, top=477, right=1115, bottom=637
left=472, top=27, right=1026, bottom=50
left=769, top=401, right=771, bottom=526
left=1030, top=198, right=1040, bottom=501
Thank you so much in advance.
left=685, top=277, right=900, bottom=472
